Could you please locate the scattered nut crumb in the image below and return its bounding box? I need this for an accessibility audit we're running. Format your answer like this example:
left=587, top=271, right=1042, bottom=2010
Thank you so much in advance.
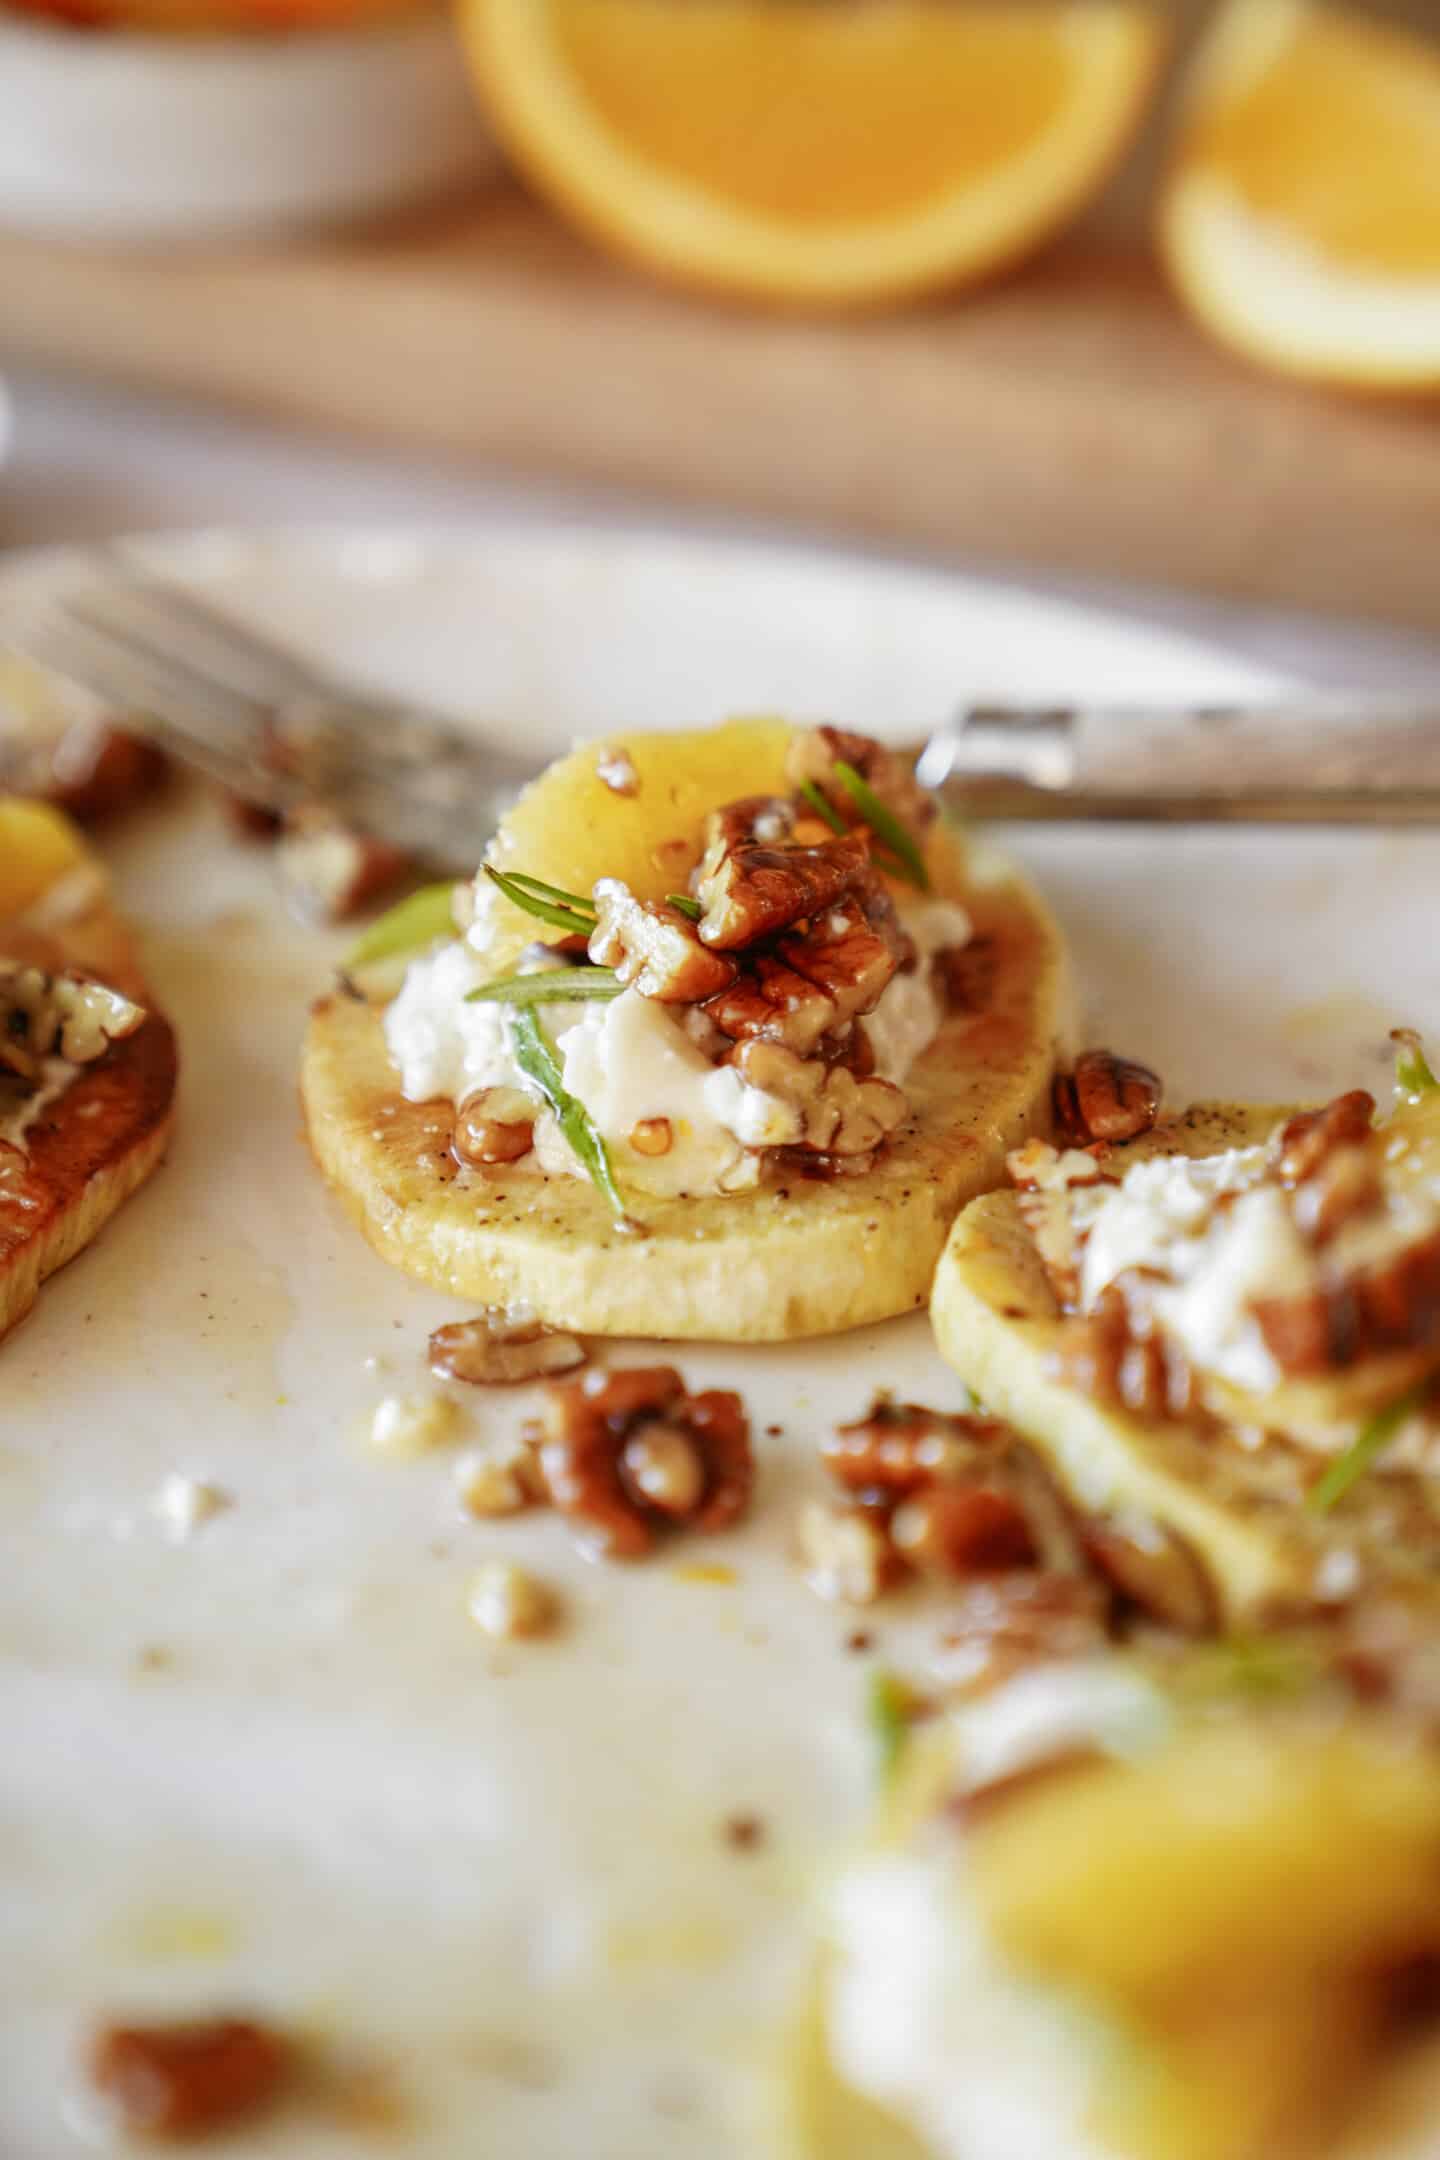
left=467, top=1562, right=558, bottom=1641
left=796, top=1500, right=897, bottom=1606
left=150, top=1474, right=229, bottom=1545
left=595, top=744, right=640, bottom=796
left=844, top=1630, right=874, bottom=1654
left=452, top=1435, right=546, bottom=1520
left=87, top=2016, right=287, bottom=2139
left=133, top=1644, right=175, bottom=1675
left=722, top=1814, right=766, bottom=1852
left=367, top=1393, right=463, bottom=1459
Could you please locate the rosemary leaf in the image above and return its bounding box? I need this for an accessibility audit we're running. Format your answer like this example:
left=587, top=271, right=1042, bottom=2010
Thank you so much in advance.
left=508, top=1007, right=631, bottom=1223
left=665, top=892, right=703, bottom=922
left=483, top=864, right=596, bottom=937
left=502, top=871, right=597, bottom=920
left=798, top=779, right=849, bottom=837
left=868, top=1668, right=917, bottom=1784
left=832, top=760, right=930, bottom=892
left=466, top=968, right=623, bottom=1008
left=344, top=881, right=457, bottom=968
left=1309, top=1385, right=1428, bottom=1514
left=1393, top=1029, right=1439, bottom=1098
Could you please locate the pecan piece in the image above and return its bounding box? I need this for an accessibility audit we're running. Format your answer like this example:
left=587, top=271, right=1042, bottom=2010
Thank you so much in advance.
left=784, top=726, right=936, bottom=837
left=1081, top=1514, right=1217, bottom=1633
left=88, top=2017, right=287, bottom=2139
left=775, top=892, right=899, bottom=1029
left=1006, top=1138, right=1109, bottom=1308
left=822, top=1400, right=1015, bottom=1500
left=274, top=808, right=412, bottom=924
left=1274, top=1090, right=1376, bottom=1186
left=1053, top=1049, right=1162, bottom=1146
left=429, top=1307, right=587, bottom=1386
left=587, top=879, right=736, bottom=1003
left=932, top=1573, right=1113, bottom=1698
left=46, top=725, right=168, bottom=824
left=733, top=1039, right=906, bottom=1158
left=797, top=1500, right=903, bottom=1605
left=695, top=814, right=870, bottom=950
left=702, top=956, right=839, bottom=1057
left=1255, top=1230, right=1440, bottom=1376
left=539, top=1367, right=752, bottom=1560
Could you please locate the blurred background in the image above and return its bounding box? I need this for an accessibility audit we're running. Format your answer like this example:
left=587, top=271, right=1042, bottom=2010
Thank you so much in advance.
left=1, top=0, right=1439, bottom=632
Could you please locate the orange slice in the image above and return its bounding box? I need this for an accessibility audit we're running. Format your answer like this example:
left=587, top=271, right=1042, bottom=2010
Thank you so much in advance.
left=1161, top=0, right=1440, bottom=390
left=462, top=0, right=1165, bottom=309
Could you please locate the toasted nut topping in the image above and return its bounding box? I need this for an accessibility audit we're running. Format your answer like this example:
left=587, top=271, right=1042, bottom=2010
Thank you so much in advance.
left=1274, top=1090, right=1376, bottom=1186
left=88, top=2017, right=287, bottom=2139
left=453, top=1089, right=535, bottom=1168
left=796, top=1500, right=899, bottom=1605
left=453, top=1435, right=546, bottom=1518
left=620, top=1421, right=706, bottom=1516
left=274, top=807, right=411, bottom=924
left=0, top=962, right=145, bottom=1085
left=367, top=1392, right=463, bottom=1458
left=891, top=1486, right=1038, bottom=1574
left=429, top=1309, right=587, bottom=1387
left=784, top=726, right=936, bottom=837
left=595, top=744, right=639, bottom=796
left=733, top=1040, right=906, bottom=1157
left=932, top=1574, right=1112, bottom=1699
left=1053, top=1049, right=1162, bottom=1146
left=540, top=1366, right=753, bottom=1560
left=467, top=1561, right=558, bottom=1640
left=695, top=805, right=870, bottom=950
left=588, top=879, right=736, bottom=1002
left=1081, top=1514, right=1217, bottom=1634
left=628, top=1117, right=673, bottom=1158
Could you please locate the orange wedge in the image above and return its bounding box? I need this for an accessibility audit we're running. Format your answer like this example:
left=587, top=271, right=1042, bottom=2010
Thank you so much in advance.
left=1161, top=0, right=1440, bottom=391
left=461, top=0, right=1165, bottom=309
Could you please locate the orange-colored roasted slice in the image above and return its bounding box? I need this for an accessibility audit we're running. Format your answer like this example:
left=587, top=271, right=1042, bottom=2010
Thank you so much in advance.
left=462, top=0, right=1165, bottom=308
left=0, top=802, right=177, bottom=1343
left=1161, top=0, right=1440, bottom=390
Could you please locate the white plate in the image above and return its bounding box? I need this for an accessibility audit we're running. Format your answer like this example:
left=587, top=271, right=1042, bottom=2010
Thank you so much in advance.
left=0, top=14, right=495, bottom=239
left=1, top=525, right=1434, bottom=2160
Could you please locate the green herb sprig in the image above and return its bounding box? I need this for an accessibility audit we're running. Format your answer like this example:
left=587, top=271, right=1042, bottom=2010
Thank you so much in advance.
left=868, top=1668, right=918, bottom=1784
left=467, top=968, right=623, bottom=1009
left=831, top=760, right=930, bottom=891
left=508, top=1007, right=633, bottom=1224
left=483, top=865, right=597, bottom=938
left=798, top=779, right=849, bottom=837
left=344, top=881, right=457, bottom=969
left=665, top=892, right=703, bottom=923
left=1393, top=1029, right=1439, bottom=1099
left=1309, top=1385, right=1428, bottom=1514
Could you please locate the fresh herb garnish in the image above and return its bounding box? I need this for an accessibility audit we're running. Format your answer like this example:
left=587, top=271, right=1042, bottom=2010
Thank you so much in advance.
left=467, top=968, right=624, bottom=1008
left=665, top=892, right=703, bottom=923
left=483, top=865, right=596, bottom=938
left=798, top=779, right=849, bottom=837
left=508, top=1007, right=632, bottom=1223
left=1309, top=1385, right=1428, bottom=1513
left=1393, top=1029, right=1438, bottom=1098
left=344, top=881, right=457, bottom=968
left=868, top=1668, right=917, bottom=1783
left=831, top=760, right=930, bottom=891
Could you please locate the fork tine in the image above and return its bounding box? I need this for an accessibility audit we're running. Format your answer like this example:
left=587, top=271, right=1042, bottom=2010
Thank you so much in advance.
left=91, top=565, right=323, bottom=702
left=61, top=598, right=271, bottom=743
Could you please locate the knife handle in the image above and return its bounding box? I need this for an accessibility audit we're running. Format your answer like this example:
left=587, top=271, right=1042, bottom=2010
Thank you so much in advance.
left=914, top=702, right=1440, bottom=822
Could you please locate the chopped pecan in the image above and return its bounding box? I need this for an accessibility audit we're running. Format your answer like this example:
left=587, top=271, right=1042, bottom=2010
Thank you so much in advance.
left=891, top=1486, right=1039, bottom=1574
left=733, top=1039, right=906, bottom=1157
left=1007, top=1139, right=1109, bottom=1309
left=587, top=879, right=736, bottom=1003
left=1292, top=1142, right=1383, bottom=1244
left=539, top=1367, right=752, bottom=1560
left=1051, top=1286, right=1197, bottom=1420
left=796, top=1500, right=903, bottom=1605
left=1053, top=1050, right=1162, bottom=1146
left=429, top=1308, right=587, bottom=1386
left=46, top=725, right=168, bottom=824
left=1255, top=1230, right=1440, bottom=1376
left=0, top=962, right=145, bottom=1085
left=88, top=2016, right=287, bottom=2139
left=452, top=1087, right=535, bottom=1168
left=822, top=1400, right=1016, bottom=1500
left=784, top=726, right=936, bottom=837
left=702, top=956, right=840, bottom=1056
left=695, top=812, right=870, bottom=951
left=775, top=891, right=900, bottom=1029
left=274, top=808, right=411, bottom=924
left=1081, top=1513, right=1217, bottom=1633
left=1274, top=1091, right=1376, bottom=1186
left=932, top=1573, right=1112, bottom=1697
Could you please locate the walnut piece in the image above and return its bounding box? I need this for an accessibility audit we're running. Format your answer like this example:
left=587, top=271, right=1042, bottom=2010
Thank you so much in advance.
left=733, top=1040, right=906, bottom=1157
left=587, top=879, right=736, bottom=1002
left=783, top=726, right=936, bottom=838
left=88, top=2017, right=287, bottom=2140
left=452, top=1088, right=536, bottom=1168
left=694, top=807, right=870, bottom=951
left=0, top=962, right=145, bottom=1085
left=539, top=1366, right=752, bottom=1560
left=1053, top=1049, right=1162, bottom=1146
left=429, top=1308, right=587, bottom=1386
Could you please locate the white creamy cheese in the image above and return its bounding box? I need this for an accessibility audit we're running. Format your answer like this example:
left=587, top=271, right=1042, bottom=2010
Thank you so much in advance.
left=0, top=1055, right=78, bottom=1155
left=1074, top=1146, right=1315, bottom=1393
left=385, top=889, right=969, bottom=1198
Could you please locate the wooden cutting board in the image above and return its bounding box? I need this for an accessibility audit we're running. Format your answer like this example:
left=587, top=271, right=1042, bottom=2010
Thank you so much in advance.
left=3, top=188, right=1439, bottom=631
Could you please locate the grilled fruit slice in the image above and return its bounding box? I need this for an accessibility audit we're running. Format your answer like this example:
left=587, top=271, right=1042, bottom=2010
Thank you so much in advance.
left=0, top=803, right=177, bottom=1344
left=300, top=730, right=1072, bottom=1342
left=931, top=1105, right=1440, bottom=1628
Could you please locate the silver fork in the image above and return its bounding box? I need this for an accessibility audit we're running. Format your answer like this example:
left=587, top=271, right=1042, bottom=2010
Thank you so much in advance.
left=5, top=569, right=534, bottom=864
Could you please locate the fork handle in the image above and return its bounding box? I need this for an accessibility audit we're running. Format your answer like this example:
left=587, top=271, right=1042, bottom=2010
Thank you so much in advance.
left=914, top=700, right=1440, bottom=822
